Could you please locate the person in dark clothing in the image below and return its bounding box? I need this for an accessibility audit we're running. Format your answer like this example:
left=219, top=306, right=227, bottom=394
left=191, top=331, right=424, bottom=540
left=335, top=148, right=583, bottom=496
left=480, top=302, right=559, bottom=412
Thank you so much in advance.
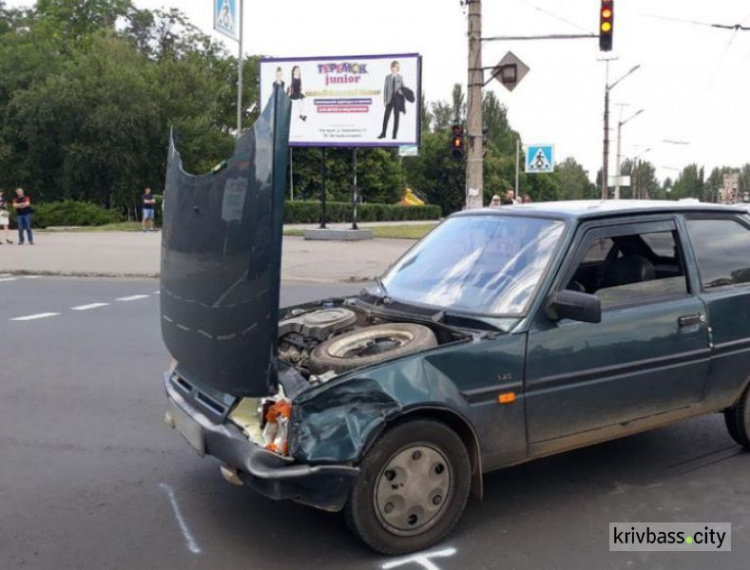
left=141, top=187, right=156, bottom=232
left=501, top=189, right=516, bottom=206
left=378, top=61, right=405, bottom=140
left=12, top=187, right=33, bottom=245
left=287, top=66, right=307, bottom=122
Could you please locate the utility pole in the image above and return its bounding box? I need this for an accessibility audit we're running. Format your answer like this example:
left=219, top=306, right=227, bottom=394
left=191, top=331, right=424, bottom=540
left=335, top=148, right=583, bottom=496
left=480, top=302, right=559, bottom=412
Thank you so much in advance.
left=601, top=62, right=610, bottom=200
left=236, top=0, right=244, bottom=137
left=515, top=138, right=521, bottom=199
left=466, top=0, right=484, bottom=209
left=601, top=62, right=641, bottom=200
left=614, top=108, right=644, bottom=199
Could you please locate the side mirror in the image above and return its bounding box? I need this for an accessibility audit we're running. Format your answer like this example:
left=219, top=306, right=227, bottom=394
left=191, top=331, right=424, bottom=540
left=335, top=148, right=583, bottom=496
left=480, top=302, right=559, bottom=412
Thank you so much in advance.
left=546, top=290, right=602, bottom=324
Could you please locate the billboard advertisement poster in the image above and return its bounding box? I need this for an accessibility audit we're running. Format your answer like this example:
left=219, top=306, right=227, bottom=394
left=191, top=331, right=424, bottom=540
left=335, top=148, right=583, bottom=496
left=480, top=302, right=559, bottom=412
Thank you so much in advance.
left=260, top=53, right=422, bottom=148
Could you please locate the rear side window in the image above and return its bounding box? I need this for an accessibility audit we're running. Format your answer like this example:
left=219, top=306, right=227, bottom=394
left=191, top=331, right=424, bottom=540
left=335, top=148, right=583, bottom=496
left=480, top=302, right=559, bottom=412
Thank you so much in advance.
left=686, top=218, right=750, bottom=289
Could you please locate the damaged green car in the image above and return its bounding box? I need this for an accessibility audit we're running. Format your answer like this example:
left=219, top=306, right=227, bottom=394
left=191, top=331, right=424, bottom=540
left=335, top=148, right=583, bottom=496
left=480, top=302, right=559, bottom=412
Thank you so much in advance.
left=162, top=89, right=750, bottom=554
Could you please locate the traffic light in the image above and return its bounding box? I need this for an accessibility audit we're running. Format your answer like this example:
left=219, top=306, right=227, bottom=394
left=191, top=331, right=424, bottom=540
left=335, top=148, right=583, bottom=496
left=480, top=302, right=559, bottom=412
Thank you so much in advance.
left=599, top=0, right=614, bottom=52
left=450, top=124, right=464, bottom=160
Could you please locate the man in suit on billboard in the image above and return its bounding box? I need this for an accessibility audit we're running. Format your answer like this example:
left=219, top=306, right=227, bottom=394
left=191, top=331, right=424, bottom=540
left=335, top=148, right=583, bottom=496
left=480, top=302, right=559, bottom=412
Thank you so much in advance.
left=378, top=61, right=405, bottom=140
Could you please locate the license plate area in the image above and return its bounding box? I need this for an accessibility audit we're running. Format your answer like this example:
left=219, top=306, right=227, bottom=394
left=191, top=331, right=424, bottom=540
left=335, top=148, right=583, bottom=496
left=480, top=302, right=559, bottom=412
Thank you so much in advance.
left=168, top=398, right=206, bottom=456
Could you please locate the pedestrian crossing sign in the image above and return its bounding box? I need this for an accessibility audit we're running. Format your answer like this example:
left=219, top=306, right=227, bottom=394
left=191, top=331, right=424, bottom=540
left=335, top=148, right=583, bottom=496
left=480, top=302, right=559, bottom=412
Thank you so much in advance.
left=214, top=0, right=238, bottom=40
left=525, top=144, right=555, bottom=174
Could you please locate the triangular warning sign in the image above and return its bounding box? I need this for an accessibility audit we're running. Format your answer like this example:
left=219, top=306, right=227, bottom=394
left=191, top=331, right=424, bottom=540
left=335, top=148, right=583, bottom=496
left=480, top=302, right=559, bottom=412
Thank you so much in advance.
left=531, top=148, right=550, bottom=171
left=217, top=0, right=234, bottom=31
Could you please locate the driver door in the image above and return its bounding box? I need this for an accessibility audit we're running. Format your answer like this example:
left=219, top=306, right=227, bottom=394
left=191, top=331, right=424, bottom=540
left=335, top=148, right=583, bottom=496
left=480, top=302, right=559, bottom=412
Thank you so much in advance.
left=524, top=218, right=711, bottom=454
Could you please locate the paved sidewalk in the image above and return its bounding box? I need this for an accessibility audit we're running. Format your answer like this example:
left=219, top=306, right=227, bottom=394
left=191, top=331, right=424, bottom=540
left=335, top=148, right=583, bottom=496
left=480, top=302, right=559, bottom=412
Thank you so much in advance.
left=0, top=232, right=414, bottom=283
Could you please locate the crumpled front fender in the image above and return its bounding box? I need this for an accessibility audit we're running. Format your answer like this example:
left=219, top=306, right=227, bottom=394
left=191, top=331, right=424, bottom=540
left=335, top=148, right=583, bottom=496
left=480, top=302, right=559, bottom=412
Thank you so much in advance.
left=290, top=378, right=401, bottom=463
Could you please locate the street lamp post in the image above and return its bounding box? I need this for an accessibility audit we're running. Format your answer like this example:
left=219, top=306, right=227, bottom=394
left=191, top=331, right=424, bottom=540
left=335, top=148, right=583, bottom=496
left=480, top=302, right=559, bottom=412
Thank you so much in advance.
left=601, top=64, right=641, bottom=200
left=631, top=147, right=651, bottom=199
left=615, top=108, right=644, bottom=200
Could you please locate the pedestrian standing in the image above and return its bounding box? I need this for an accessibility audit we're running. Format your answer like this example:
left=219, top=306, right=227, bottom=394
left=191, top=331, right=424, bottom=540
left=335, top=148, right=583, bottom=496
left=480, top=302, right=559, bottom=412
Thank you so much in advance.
left=489, top=194, right=502, bottom=208
left=522, top=194, right=532, bottom=204
left=501, top=189, right=516, bottom=206
left=141, top=187, right=156, bottom=232
left=0, top=189, right=12, bottom=244
left=12, top=188, right=33, bottom=245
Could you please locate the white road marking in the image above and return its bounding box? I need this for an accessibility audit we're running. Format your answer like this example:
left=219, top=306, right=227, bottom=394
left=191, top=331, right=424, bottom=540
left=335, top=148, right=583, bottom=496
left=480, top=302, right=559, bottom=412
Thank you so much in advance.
left=0, top=277, right=18, bottom=283
left=382, top=548, right=457, bottom=570
left=71, top=303, right=110, bottom=311
left=24, top=276, right=40, bottom=280
left=11, top=313, right=61, bottom=322
left=158, top=483, right=201, bottom=555
left=116, top=295, right=151, bottom=302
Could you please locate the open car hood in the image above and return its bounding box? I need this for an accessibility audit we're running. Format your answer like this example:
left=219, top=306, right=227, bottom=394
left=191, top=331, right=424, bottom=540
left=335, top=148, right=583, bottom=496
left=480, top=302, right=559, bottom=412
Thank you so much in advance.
left=160, top=87, right=291, bottom=397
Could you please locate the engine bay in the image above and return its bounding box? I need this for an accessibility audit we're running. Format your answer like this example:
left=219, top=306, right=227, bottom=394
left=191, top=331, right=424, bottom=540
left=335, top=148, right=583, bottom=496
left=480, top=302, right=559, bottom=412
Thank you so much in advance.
left=230, top=299, right=471, bottom=456
left=277, top=300, right=467, bottom=384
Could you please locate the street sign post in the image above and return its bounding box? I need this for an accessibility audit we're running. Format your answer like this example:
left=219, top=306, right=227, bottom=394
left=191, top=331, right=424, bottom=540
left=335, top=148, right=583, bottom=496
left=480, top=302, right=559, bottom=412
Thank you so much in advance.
left=492, top=52, right=530, bottom=92
left=214, top=0, right=243, bottom=136
left=525, top=144, right=555, bottom=174
left=214, top=0, right=238, bottom=40
left=399, top=145, right=419, bottom=158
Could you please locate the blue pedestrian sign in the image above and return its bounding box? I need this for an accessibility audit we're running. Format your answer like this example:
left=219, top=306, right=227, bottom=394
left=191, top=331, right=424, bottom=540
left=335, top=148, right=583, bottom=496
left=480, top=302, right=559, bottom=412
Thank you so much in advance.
left=214, top=0, right=238, bottom=40
left=525, top=144, right=555, bottom=174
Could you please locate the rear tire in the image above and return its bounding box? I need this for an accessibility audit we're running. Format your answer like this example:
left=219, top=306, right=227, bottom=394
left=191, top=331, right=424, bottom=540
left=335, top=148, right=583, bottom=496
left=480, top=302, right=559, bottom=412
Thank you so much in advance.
left=344, top=419, right=471, bottom=555
left=724, top=385, right=750, bottom=450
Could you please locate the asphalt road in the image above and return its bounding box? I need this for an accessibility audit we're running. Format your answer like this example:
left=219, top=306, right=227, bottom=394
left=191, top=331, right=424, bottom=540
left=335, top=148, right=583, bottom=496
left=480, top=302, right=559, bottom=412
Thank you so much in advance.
left=1, top=276, right=749, bottom=570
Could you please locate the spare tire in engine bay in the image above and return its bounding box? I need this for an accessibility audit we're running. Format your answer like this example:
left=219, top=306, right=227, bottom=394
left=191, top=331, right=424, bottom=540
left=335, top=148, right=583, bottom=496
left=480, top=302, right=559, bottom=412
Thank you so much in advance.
left=309, top=322, right=438, bottom=375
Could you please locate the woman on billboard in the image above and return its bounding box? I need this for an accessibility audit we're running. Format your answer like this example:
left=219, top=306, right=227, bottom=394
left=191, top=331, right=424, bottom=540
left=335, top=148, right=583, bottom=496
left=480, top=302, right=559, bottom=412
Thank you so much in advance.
left=287, top=66, right=307, bottom=122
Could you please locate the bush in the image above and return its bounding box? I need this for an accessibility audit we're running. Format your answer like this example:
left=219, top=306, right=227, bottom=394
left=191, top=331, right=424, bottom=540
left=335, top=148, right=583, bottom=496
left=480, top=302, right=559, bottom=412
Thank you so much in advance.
left=284, top=201, right=441, bottom=224
left=8, top=201, right=123, bottom=229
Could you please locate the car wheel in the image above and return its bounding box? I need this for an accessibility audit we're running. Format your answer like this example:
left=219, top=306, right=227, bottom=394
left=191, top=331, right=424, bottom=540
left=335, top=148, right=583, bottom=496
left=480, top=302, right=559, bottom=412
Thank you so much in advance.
left=344, top=419, right=471, bottom=555
left=309, top=323, right=437, bottom=374
left=724, top=385, right=750, bottom=449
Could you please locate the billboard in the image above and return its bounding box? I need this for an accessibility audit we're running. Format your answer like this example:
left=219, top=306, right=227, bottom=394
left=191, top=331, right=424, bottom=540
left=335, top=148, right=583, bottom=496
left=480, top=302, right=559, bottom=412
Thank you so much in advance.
left=214, top=0, right=238, bottom=40
left=260, top=53, right=422, bottom=147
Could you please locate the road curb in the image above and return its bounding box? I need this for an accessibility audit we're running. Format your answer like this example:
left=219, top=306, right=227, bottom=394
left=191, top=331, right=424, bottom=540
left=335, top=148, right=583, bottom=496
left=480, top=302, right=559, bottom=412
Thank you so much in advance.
left=1, top=268, right=373, bottom=284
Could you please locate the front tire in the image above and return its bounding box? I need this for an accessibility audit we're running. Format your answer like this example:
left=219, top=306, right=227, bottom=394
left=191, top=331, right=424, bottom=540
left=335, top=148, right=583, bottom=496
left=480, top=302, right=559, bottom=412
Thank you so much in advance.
left=344, top=419, right=471, bottom=555
left=725, top=385, right=750, bottom=449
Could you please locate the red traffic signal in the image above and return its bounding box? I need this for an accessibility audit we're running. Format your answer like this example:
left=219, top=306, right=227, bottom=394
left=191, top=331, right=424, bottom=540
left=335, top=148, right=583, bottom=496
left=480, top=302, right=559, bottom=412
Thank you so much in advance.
left=599, top=0, right=614, bottom=52
left=450, top=125, right=464, bottom=159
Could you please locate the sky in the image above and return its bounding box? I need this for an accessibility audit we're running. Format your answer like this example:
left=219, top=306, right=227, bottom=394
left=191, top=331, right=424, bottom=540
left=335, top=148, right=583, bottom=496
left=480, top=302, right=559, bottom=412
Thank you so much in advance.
left=7, top=0, right=750, bottom=184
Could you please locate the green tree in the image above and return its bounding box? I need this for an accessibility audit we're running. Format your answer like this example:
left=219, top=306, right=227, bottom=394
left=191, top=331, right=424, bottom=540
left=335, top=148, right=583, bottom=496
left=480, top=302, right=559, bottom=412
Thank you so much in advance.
left=554, top=157, right=593, bottom=200
left=671, top=164, right=704, bottom=200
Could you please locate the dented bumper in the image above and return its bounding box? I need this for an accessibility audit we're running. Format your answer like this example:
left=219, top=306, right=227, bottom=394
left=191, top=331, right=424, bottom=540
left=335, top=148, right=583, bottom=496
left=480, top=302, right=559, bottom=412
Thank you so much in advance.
left=164, top=374, right=359, bottom=512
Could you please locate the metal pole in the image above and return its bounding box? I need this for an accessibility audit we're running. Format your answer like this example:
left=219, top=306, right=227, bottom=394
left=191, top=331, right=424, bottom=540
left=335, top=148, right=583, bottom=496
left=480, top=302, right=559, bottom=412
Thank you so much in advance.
left=515, top=138, right=520, bottom=199
left=320, top=148, right=328, bottom=229
left=236, top=0, right=244, bottom=137
left=290, top=147, right=294, bottom=201
left=351, top=149, right=359, bottom=230
left=614, top=120, right=622, bottom=200
left=601, top=62, right=610, bottom=200
left=466, top=0, right=484, bottom=209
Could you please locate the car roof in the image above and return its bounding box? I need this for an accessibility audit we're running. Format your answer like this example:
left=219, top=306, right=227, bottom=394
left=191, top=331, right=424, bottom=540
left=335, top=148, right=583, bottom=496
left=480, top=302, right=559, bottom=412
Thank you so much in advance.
left=451, top=200, right=747, bottom=222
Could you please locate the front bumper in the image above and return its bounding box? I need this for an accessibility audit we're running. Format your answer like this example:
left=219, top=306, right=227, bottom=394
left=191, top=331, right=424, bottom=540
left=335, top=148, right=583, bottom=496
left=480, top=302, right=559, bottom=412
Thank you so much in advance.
left=164, top=373, right=359, bottom=512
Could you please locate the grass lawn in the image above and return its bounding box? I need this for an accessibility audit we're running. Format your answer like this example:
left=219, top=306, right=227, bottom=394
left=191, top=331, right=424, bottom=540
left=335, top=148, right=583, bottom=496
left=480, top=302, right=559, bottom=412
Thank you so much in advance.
left=42, top=222, right=148, bottom=232
left=284, top=223, right=437, bottom=240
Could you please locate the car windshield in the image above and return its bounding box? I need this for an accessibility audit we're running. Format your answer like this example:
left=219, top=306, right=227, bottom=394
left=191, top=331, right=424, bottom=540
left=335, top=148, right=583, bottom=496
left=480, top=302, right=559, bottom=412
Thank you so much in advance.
left=381, top=215, right=565, bottom=316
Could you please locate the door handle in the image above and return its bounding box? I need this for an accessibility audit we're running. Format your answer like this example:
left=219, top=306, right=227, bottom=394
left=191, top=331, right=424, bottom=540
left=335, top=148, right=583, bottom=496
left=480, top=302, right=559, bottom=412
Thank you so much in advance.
left=678, top=314, right=704, bottom=327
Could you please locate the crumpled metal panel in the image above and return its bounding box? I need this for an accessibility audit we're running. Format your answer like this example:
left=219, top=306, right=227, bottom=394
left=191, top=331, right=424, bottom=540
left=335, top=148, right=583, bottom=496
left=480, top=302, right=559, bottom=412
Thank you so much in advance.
left=289, top=333, right=529, bottom=470
left=160, top=87, right=292, bottom=397
left=291, top=378, right=401, bottom=463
